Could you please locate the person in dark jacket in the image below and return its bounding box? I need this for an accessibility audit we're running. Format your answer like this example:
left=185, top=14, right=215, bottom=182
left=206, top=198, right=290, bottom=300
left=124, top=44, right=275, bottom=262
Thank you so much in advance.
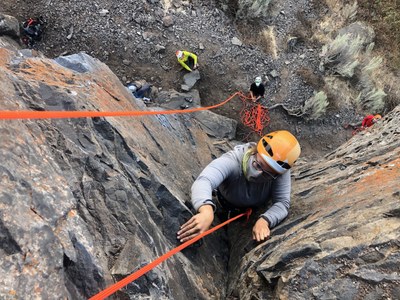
left=249, top=76, right=265, bottom=102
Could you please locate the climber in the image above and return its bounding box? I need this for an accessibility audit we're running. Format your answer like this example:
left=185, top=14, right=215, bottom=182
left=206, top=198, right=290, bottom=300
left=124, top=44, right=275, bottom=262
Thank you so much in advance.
left=176, top=50, right=199, bottom=72
left=344, top=114, right=382, bottom=131
left=361, top=114, right=382, bottom=129
left=127, top=80, right=154, bottom=103
left=249, top=76, right=265, bottom=103
left=177, top=130, right=301, bottom=243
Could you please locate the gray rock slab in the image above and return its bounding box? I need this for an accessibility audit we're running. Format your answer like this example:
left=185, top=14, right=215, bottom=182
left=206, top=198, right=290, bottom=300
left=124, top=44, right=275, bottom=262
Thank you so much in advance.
left=183, top=69, right=201, bottom=91
left=55, top=52, right=99, bottom=73
left=350, top=269, right=400, bottom=283
left=0, top=14, right=20, bottom=37
left=0, top=47, right=229, bottom=300
left=181, top=84, right=190, bottom=91
left=155, top=89, right=201, bottom=110
left=193, top=110, right=237, bottom=139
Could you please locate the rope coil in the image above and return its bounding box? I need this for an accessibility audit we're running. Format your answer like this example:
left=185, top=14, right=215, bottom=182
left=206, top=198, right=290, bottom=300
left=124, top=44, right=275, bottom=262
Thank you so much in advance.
left=238, top=94, right=270, bottom=136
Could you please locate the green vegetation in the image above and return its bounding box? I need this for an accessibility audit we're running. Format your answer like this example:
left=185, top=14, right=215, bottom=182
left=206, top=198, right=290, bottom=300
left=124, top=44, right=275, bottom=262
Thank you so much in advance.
left=302, top=91, right=329, bottom=120
left=362, top=56, right=383, bottom=73
left=268, top=91, right=329, bottom=120
left=357, top=56, right=386, bottom=112
left=320, top=34, right=364, bottom=78
left=356, top=88, right=386, bottom=112
left=343, top=1, right=358, bottom=21
left=358, top=0, right=400, bottom=69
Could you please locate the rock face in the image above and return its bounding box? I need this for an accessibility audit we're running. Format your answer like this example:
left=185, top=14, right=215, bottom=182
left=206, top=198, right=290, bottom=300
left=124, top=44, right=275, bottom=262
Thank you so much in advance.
left=182, top=70, right=201, bottom=91
left=0, top=13, right=20, bottom=37
left=0, top=30, right=399, bottom=300
left=227, top=107, right=400, bottom=299
left=0, top=45, right=234, bottom=299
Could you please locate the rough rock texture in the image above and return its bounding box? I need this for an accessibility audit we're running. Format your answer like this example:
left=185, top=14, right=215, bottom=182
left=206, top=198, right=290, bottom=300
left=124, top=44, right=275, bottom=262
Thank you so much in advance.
left=182, top=70, right=201, bottom=91
left=228, top=107, right=400, bottom=299
left=0, top=45, right=235, bottom=299
left=0, top=13, right=20, bottom=37
left=0, top=11, right=399, bottom=299
left=4, top=0, right=395, bottom=160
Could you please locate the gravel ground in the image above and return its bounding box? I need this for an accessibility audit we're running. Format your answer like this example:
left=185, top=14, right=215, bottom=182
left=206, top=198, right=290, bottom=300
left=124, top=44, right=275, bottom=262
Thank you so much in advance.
left=1, top=0, right=363, bottom=159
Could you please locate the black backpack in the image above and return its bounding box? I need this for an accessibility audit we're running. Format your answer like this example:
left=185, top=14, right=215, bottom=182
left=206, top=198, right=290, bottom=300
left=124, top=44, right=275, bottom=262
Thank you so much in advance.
left=21, top=17, right=46, bottom=47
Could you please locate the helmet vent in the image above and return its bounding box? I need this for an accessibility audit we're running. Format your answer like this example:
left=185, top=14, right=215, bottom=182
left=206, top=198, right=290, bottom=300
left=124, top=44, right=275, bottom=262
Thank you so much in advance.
left=277, top=161, right=291, bottom=169
left=262, top=139, right=274, bottom=156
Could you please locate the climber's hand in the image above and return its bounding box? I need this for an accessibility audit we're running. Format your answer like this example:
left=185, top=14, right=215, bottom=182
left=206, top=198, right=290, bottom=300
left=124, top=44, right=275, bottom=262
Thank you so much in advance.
left=177, top=205, right=214, bottom=243
left=252, top=218, right=270, bottom=242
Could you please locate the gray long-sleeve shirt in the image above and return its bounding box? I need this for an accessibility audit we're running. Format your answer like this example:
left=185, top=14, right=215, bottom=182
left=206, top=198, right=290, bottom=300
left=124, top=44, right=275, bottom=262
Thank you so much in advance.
left=191, top=143, right=291, bottom=228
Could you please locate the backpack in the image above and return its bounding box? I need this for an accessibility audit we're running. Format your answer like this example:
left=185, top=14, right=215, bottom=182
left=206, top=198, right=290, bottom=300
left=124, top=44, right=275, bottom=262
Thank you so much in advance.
left=21, top=17, right=46, bottom=48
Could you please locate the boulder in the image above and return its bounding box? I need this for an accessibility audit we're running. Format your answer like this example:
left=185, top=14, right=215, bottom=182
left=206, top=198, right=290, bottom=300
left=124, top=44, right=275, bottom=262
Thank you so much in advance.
left=182, top=69, right=201, bottom=91
left=193, top=110, right=237, bottom=139
left=0, top=48, right=229, bottom=299
left=0, top=14, right=20, bottom=38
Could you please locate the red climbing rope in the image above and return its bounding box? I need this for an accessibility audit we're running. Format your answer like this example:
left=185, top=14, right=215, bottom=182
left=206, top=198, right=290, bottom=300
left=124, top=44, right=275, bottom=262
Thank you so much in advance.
left=89, top=209, right=252, bottom=300
left=238, top=94, right=270, bottom=136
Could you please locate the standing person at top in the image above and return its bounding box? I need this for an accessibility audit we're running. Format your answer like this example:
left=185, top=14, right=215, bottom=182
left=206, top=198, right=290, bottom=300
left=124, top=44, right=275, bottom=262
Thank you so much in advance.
left=249, top=76, right=265, bottom=102
left=361, top=114, right=382, bottom=129
left=176, top=50, right=199, bottom=72
left=177, top=130, right=301, bottom=243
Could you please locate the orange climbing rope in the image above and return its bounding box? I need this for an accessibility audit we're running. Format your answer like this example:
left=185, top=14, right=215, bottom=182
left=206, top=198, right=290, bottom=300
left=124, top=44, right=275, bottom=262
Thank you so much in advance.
left=89, top=209, right=252, bottom=300
left=238, top=94, right=270, bottom=136
left=0, top=91, right=270, bottom=135
left=0, top=92, right=241, bottom=120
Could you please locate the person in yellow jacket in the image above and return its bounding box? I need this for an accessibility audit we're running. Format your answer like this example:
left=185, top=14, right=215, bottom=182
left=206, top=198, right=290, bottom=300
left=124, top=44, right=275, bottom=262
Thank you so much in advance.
left=176, top=50, right=199, bottom=72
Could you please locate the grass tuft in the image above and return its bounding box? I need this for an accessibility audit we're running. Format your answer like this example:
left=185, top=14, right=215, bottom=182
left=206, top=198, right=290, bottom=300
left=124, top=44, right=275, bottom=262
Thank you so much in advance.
left=320, top=34, right=364, bottom=78
left=302, top=91, right=329, bottom=120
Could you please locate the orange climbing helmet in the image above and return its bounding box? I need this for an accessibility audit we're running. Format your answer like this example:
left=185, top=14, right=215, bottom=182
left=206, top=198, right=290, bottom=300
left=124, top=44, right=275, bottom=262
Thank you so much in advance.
left=257, top=130, right=301, bottom=174
left=374, top=114, right=382, bottom=119
left=176, top=50, right=183, bottom=59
